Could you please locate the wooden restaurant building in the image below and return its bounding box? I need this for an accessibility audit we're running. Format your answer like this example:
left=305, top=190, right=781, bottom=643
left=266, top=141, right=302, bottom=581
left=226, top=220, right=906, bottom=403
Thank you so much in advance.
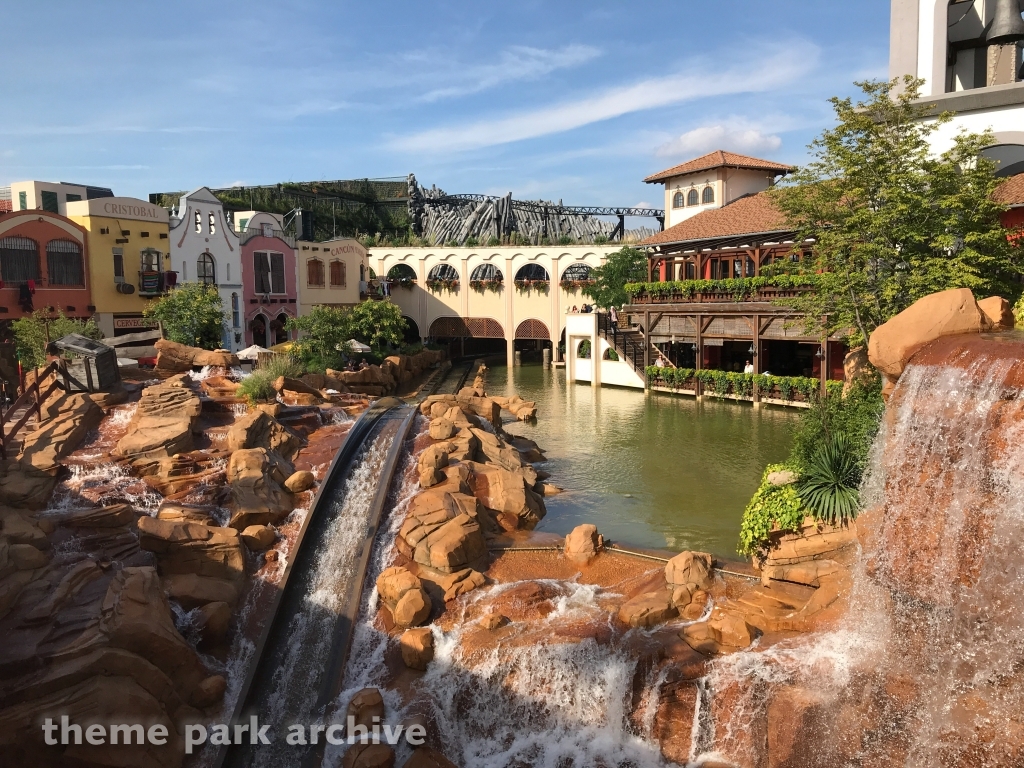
left=625, top=151, right=847, bottom=399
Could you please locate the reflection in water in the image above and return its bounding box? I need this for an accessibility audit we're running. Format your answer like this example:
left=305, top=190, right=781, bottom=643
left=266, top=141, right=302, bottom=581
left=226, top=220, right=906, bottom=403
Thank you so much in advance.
left=489, top=364, right=798, bottom=556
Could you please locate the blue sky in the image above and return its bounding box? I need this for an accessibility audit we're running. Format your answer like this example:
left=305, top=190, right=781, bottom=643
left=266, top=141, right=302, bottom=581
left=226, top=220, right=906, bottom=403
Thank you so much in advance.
left=0, top=0, right=889, bottom=211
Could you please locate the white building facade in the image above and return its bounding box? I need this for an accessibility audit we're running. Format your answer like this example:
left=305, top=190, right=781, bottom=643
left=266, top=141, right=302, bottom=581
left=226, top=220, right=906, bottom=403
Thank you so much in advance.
left=167, top=187, right=244, bottom=351
left=366, top=245, right=621, bottom=370
left=891, top=0, right=1024, bottom=173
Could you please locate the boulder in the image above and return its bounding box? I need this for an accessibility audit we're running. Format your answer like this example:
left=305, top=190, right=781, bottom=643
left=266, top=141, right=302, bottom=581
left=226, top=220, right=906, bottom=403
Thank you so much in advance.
left=162, top=573, right=240, bottom=608
left=273, top=375, right=324, bottom=400
left=344, top=743, right=395, bottom=768
left=536, top=483, right=562, bottom=496
left=455, top=393, right=501, bottom=428
left=17, top=394, right=103, bottom=472
left=194, top=348, right=239, bottom=367
left=376, top=566, right=423, bottom=605
left=9, top=543, right=48, bottom=570
left=226, top=448, right=295, bottom=529
left=617, top=590, right=678, bottom=628
left=193, top=675, right=227, bottom=708
left=113, top=377, right=201, bottom=459
left=195, top=600, right=232, bottom=642
left=464, top=461, right=545, bottom=530
left=417, top=567, right=487, bottom=602
left=137, top=516, right=246, bottom=586
left=0, top=463, right=59, bottom=510
left=418, top=444, right=449, bottom=474
left=978, top=295, right=1015, bottom=330
left=763, top=519, right=858, bottom=566
left=346, top=687, right=386, bottom=731
left=400, top=627, right=434, bottom=670
left=154, top=338, right=198, bottom=371
left=429, top=419, right=456, bottom=440
left=841, top=346, right=875, bottom=397
left=682, top=607, right=757, bottom=654
left=563, top=524, right=603, bottom=562
left=284, top=470, right=315, bottom=493
left=664, top=551, right=713, bottom=589
left=479, top=612, right=508, bottom=630
left=240, top=524, right=276, bottom=551
left=393, top=587, right=431, bottom=628
left=766, top=469, right=797, bottom=487
left=867, top=288, right=986, bottom=382
left=226, top=410, right=303, bottom=459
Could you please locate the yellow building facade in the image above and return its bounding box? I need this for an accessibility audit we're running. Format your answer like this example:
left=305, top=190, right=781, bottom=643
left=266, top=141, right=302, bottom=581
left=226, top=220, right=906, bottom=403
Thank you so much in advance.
left=296, top=237, right=368, bottom=316
left=66, top=197, right=171, bottom=337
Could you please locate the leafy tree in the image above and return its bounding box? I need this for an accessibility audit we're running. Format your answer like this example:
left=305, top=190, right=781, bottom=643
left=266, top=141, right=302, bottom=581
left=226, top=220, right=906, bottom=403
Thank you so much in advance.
left=584, top=246, right=647, bottom=309
left=771, top=77, right=1024, bottom=346
left=144, top=282, right=224, bottom=349
left=287, top=305, right=354, bottom=371
left=12, top=310, right=101, bottom=369
left=348, top=299, right=407, bottom=350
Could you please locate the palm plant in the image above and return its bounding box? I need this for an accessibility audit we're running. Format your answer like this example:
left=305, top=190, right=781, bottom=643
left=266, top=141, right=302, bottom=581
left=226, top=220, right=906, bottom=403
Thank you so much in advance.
left=797, top=433, right=861, bottom=525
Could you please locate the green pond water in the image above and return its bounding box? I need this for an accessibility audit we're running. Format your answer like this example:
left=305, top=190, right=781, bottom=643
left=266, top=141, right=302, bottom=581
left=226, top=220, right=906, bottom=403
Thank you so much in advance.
left=485, top=363, right=799, bottom=558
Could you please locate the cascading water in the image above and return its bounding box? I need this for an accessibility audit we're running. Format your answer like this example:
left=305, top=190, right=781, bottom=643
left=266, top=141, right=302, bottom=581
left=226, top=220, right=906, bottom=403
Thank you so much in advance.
left=693, top=334, right=1024, bottom=767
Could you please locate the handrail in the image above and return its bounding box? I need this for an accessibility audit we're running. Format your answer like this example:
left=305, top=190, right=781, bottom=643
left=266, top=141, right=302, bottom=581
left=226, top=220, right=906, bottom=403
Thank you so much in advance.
left=0, top=361, right=63, bottom=460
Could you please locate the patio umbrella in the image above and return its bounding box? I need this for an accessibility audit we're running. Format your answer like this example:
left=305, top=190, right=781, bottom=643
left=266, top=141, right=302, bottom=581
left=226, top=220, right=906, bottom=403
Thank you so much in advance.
left=346, top=339, right=372, bottom=353
left=237, top=344, right=271, bottom=361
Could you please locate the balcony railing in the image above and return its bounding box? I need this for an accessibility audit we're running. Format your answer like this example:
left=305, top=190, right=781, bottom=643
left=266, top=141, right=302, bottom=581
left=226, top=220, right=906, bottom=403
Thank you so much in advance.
left=625, top=276, right=819, bottom=304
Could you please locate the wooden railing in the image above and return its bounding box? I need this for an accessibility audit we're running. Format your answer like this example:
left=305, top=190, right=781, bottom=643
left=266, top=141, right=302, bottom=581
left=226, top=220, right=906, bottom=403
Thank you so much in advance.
left=629, top=286, right=812, bottom=305
left=0, top=361, right=65, bottom=460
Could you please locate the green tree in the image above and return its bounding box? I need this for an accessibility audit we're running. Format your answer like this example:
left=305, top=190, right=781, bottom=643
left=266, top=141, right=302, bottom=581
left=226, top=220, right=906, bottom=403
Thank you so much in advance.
left=144, top=282, right=224, bottom=349
left=771, top=77, right=1024, bottom=346
left=348, top=299, right=407, bottom=350
left=287, top=305, right=354, bottom=371
left=12, top=310, right=102, bottom=369
left=584, top=246, right=647, bottom=309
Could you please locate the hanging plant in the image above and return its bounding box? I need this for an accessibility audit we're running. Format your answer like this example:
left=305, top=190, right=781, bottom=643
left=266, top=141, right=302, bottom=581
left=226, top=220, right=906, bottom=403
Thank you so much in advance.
left=559, top=278, right=594, bottom=294
left=426, top=278, right=459, bottom=295
left=470, top=278, right=503, bottom=294
left=515, top=279, right=549, bottom=296
left=389, top=277, right=415, bottom=291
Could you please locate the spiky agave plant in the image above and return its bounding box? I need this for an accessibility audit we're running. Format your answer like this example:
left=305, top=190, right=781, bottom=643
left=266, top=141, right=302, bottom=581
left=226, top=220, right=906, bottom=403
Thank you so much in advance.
left=797, top=433, right=861, bottom=525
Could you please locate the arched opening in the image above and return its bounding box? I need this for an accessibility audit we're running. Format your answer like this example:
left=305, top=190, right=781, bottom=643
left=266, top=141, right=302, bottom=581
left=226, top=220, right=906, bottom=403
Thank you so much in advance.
left=0, top=236, right=41, bottom=285
left=602, top=346, right=620, bottom=361
left=687, top=189, right=699, bottom=206
left=271, top=312, right=290, bottom=345
left=197, top=252, right=216, bottom=285
left=469, top=263, right=502, bottom=281
left=672, top=191, right=684, bottom=208
left=46, top=239, right=83, bottom=286
left=402, top=316, right=421, bottom=344
left=514, top=318, right=552, bottom=364
left=427, top=263, right=459, bottom=280
left=250, top=314, right=269, bottom=348
left=560, top=262, right=593, bottom=292
left=514, top=264, right=549, bottom=281
left=387, top=264, right=417, bottom=281
left=982, top=143, right=1024, bottom=177
left=428, top=316, right=506, bottom=360
left=576, top=339, right=592, bottom=359
left=702, top=186, right=715, bottom=204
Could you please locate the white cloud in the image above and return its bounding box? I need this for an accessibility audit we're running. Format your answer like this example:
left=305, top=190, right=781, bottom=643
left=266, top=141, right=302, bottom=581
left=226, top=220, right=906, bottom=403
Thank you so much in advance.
left=388, top=44, right=818, bottom=153
left=417, top=44, right=601, bottom=102
left=656, top=123, right=782, bottom=158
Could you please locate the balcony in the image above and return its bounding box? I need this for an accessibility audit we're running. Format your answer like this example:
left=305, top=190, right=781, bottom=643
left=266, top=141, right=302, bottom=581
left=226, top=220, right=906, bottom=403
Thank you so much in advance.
left=625, top=276, right=818, bottom=305
left=137, top=271, right=178, bottom=297
left=238, top=228, right=296, bottom=247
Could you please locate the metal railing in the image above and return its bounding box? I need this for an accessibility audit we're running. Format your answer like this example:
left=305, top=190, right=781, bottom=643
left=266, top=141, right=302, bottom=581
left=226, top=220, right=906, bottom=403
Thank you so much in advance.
left=596, top=312, right=646, bottom=376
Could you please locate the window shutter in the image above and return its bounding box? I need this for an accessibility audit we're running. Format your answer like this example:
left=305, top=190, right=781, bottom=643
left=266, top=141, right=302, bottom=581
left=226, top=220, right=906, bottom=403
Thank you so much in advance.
left=270, top=252, right=285, bottom=293
left=254, top=252, right=271, bottom=293
left=330, top=260, right=344, bottom=287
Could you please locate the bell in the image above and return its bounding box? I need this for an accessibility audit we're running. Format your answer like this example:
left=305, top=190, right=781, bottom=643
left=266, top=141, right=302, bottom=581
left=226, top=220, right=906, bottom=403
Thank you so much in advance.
left=986, top=0, right=1024, bottom=44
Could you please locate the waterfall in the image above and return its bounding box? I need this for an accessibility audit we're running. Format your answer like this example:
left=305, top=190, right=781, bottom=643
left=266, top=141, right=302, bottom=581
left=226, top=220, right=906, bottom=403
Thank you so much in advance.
left=694, top=334, right=1024, bottom=766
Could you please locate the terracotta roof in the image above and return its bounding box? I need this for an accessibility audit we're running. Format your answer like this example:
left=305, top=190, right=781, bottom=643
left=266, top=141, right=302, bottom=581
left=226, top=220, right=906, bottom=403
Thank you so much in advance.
left=995, top=173, right=1024, bottom=207
left=643, top=150, right=794, bottom=184
left=639, top=192, right=791, bottom=247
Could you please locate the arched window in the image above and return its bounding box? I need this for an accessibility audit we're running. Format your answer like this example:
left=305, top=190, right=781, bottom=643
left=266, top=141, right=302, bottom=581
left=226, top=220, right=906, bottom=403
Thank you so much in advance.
left=208, top=212, right=216, bottom=235
left=469, top=263, right=502, bottom=281
left=46, top=239, right=83, bottom=286
left=687, top=189, right=699, bottom=206
left=272, top=312, right=290, bottom=345
left=329, top=260, right=346, bottom=287
left=981, top=144, right=1024, bottom=177
left=0, top=236, right=41, bottom=284
left=514, top=263, right=549, bottom=281
left=387, top=264, right=417, bottom=281
left=702, top=186, right=715, bottom=204
left=561, top=262, right=593, bottom=282
left=672, top=191, right=684, bottom=208
left=197, top=252, right=216, bottom=284
left=231, top=293, right=240, bottom=328
left=194, top=211, right=202, bottom=233
left=307, top=258, right=325, bottom=287
left=428, top=263, right=459, bottom=280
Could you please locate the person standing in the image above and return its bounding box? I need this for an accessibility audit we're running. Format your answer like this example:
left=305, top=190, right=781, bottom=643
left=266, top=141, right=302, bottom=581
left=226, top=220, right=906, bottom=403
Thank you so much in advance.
left=609, top=305, right=618, bottom=326
left=743, top=359, right=754, bottom=374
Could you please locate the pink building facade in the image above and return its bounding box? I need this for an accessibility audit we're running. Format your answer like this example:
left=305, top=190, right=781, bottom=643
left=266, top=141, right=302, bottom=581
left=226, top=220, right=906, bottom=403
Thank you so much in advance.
left=238, top=213, right=298, bottom=348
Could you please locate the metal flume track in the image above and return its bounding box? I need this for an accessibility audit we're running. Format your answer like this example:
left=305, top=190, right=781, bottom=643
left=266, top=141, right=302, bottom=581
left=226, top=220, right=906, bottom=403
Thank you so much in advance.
left=219, top=397, right=416, bottom=768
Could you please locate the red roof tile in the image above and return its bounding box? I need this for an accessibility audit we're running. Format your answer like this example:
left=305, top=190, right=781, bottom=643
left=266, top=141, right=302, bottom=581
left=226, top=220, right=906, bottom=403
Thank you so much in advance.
left=639, top=192, right=790, bottom=246
left=643, top=150, right=794, bottom=184
left=995, top=173, right=1024, bottom=207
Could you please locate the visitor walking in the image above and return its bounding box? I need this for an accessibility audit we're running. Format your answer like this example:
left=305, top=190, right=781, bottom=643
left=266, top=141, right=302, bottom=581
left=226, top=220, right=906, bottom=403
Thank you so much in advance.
left=609, top=306, right=618, bottom=326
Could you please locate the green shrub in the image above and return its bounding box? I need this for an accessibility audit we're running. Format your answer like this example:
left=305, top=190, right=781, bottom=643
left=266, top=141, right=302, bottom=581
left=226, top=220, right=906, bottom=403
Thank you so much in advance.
left=258, top=354, right=303, bottom=379
left=237, top=370, right=276, bottom=405
left=738, top=464, right=807, bottom=558
left=796, top=434, right=861, bottom=525
left=487, top=236, right=501, bottom=247
left=790, top=377, right=883, bottom=473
